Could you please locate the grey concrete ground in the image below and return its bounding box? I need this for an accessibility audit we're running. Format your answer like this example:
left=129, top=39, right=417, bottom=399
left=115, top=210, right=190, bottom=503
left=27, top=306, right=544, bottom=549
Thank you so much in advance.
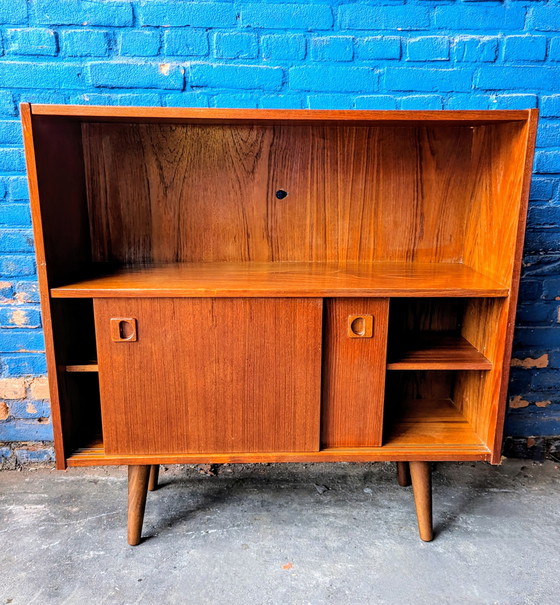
left=0, top=460, right=559, bottom=605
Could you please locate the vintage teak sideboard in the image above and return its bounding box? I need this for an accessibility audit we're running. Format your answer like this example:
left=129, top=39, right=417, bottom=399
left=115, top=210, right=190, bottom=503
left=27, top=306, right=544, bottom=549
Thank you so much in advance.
left=21, top=105, right=537, bottom=545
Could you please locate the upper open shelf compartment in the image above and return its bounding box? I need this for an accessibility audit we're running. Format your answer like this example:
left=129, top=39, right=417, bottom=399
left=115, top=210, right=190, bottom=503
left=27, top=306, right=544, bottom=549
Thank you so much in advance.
left=28, top=107, right=534, bottom=299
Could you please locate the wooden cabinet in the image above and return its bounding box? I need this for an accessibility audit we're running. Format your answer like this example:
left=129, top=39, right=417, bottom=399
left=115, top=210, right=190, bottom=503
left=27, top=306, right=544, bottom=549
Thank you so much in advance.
left=21, top=105, right=538, bottom=545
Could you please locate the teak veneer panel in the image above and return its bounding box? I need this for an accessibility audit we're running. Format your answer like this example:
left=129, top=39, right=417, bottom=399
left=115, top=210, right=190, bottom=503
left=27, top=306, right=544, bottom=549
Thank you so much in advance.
left=387, top=333, right=492, bottom=370
left=81, top=122, right=510, bottom=266
left=50, top=261, right=508, bottom=298
left=94, top=297, right=322, bottom=455
left=322, top=298, right=389, bottom=447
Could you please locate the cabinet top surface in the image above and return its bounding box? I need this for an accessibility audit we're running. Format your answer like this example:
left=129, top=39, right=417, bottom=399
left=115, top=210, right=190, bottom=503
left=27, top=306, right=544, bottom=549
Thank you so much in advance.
left=27, top=104, right=534, bottom=125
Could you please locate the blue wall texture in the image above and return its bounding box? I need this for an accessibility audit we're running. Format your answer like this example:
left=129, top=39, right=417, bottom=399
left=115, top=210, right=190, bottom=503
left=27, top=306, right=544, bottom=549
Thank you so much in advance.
left=1, top=0, right=559, bottom=464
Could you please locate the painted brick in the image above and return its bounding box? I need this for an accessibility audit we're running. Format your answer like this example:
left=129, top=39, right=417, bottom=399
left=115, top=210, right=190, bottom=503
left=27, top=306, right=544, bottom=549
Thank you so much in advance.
left=29, top=377, right=49, bottom=400
left=0, top=229, right=35, bottom=253
left=261, top=35, right=306, bottom=61
left=14, top=281, right=40, bottom=303
left=0, top=377, right=25, bottom=399
left=0, top=281, right=14, bottom=300
left=0, top=1, right=27, bottom=25
left=0, top=418, right=52, bottom=441
left=14, top=447, right=54, bottom=463
left=72, top=92, right=162, bottom=107
left=542, top=278, right=560, bottom=300
left=1, top=354, right=47, bottom=376
left=503, top=36, right=547, bottom=62
left=164, top=29, right=208, bottom=57
left=0, top=255, right=36, bottom=277
left=164, top=93, right=209, bottom=108
left=241, top=4, right=333, bottom=31
left=311, top=37, right=353, bottom=62
left=0, top=92, right=15, bottom=116
left=399, top=95, right=443, bottom=110
left=14, top=91, right=66, bottom=105
left=7, top=29, right=57, bottom=56
left=214, top=33, right=259, bottom=60
left=7, top=176, right=32, bottom=201
left=550, top=38, right=560, bottom=62
left=0, top=62, right=85, bottom=90
left=339, top=5, right=429, bottom=31
left=138, top=2, right=236, bottom=28
left=530, top=179, right=555, bottom=201
left=0, top=306, right=42, bottom=328
left=213, top=93, right=259, bottom=109
left=0, top=447, right=11, bottom=459
left=519, top=279, right=543, bottom=302
left=0, top=121, right=22, bottom=145
left=528, top=6, right=560, bottom=32
left=537, top=122, right=560, bottom=148
left=493, top=94, right=538, bottom=109
left=307, top=94, right=354, bottom=110
left=8, top=400, right=50, bottom=419
left=541, top=96, right=560, bottom=118
left=60, top=29, right=110, bottom=57
left=190, top=64, right=284, bottom=91
left=354, top=36, right=400, bottom=61
left=453, top=37, right=498, bottom=63
left=354, top=96, right=398, bottom=110
left=514, top=327, right=560, bottom=349
left=33, top=0, right=133, bottom=27
left=290, top=65, right=378, bottom=93
left=524, top=229, right=560, bottom=254
left=475, top=67, right=560, bottom=91
left=434, top=5, right=526, bottom=31
left=259, top=95, right=304, bottom=109
left=516, top=302, right=558, bottom=324
left=535, top=151, right=560, bottom=174
left=88, top=62, right=184, bottom=90
left=407, top=37, right=450, bottom=62
left=0, top=148, right=25, bottom=173
left=385, top=67, right=472, bottom=92
left=119, top=30, right=160, bottom=57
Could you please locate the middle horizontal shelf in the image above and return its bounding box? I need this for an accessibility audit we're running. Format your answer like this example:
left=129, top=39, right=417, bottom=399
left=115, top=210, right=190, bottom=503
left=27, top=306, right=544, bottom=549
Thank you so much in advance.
left=50, top=261, right=508, bottom=298
left=387, top=333, right=492, bottom=370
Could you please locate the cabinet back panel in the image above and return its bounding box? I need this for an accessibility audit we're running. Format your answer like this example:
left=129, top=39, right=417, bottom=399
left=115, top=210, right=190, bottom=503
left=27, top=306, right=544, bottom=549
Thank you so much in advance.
left=82, top=122, right=522, bottom=266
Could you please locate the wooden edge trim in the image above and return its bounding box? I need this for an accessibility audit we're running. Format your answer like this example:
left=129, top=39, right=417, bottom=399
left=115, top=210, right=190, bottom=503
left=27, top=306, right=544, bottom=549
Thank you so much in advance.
left=29, top=105, right=532, bottom=122
left=20, top=102, right=67, bottom=470
left=489, top=108, right=540, bottom=464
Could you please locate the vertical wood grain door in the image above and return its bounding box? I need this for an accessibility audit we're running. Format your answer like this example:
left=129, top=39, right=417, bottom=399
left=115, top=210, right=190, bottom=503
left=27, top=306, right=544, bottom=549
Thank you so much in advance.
left=94, top=298, right=323, bottom=455
left=321, top=298, right=389, bottom=447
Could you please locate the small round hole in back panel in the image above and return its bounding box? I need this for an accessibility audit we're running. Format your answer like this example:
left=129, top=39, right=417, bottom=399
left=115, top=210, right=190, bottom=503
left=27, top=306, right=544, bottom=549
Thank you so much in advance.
left=275, top=189, right=288, bottom=200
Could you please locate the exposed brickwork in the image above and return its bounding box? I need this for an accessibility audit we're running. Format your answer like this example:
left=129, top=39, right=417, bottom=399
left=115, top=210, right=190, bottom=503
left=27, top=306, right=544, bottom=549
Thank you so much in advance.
left=1, top=0, right=559, bottom=460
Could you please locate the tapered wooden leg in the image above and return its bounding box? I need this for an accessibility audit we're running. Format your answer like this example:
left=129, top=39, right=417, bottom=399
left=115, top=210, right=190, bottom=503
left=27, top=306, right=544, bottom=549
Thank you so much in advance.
left=128, top=465, right=150, bottom=546
left=148, top=465, right=160, bottom=492
left=396, top=461, right=411, bottom=487
left=409, top=461, right=433, bottom=542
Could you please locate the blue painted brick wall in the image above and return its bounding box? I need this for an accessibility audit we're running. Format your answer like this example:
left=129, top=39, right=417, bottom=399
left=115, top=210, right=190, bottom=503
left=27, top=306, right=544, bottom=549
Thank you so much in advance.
left=1, top=0, right=560, bottom=465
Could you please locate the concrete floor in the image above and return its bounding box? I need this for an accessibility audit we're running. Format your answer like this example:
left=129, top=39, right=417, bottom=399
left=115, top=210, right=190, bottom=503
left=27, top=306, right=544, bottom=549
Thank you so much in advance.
left=0, top=460, right=559, bottom=605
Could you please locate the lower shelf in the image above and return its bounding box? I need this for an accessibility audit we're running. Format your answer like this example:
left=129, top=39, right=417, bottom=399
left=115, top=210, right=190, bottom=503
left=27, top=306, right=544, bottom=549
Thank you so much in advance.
left=66, top=400, right=489, bottom=466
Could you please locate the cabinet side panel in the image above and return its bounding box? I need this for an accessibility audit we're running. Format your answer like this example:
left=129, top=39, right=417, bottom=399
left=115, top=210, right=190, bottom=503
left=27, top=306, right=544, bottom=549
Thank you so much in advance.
left=322, top=298, right=389, bottom=447
left=21, top=107, right=92, bottom=468
left=94, top=298, right=322, bottom=454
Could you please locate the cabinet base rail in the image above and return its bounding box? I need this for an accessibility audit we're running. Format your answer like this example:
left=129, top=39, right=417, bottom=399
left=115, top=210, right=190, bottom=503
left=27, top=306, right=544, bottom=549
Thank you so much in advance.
left=126, top=461, right=433, bottom=546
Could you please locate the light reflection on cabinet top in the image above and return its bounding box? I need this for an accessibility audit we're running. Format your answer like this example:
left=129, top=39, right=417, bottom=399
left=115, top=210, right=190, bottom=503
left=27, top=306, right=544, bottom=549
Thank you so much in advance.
left=50, top=261, right=509, bottom=298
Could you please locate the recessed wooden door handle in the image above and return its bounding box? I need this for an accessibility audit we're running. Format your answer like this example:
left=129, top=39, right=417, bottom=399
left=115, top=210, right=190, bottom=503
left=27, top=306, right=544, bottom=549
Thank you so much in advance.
left=110, top=318, right=137, bottom=342
left=348, top=315, right=373, bottom=338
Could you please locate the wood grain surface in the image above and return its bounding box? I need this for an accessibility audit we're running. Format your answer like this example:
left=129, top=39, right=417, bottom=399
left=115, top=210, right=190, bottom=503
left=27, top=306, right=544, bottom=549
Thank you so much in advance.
left=94, top=298, right=323, bottom=455
left=50, top=261, right=508, bottom=298
left=322, top=298, right=389, bottom=447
